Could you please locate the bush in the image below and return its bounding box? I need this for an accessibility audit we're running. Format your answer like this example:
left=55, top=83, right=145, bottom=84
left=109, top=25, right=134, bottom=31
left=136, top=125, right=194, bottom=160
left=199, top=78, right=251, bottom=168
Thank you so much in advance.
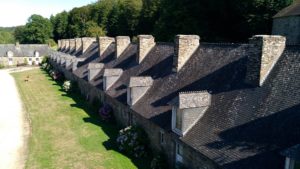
left=116, top=126, right=149, bottom=158
left=50, top=69, right=64, bottom=81
left=63, top=80, right=72, bottom=92
left=0, top=64, right=4, bottom=69
left=151, top=153, right=169, bottom=169
left=98, top=104, right=113, bottom=121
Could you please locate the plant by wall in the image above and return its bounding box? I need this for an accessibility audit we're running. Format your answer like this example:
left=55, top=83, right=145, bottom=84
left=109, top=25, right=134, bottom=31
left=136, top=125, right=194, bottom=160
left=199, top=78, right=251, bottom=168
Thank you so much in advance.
left=116, top=126, right=149, bottom=158
left=63, top=80, right=72, bottom=92
left=151, top=153, right=169, bottom=169
left=98, top=104, right=113, bottom=121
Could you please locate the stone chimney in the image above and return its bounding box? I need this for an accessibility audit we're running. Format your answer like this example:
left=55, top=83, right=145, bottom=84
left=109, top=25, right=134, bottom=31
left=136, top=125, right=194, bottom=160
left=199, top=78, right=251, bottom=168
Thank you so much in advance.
left=61, top=39, right=66, bottom=50
left=246, top=35, right=286, bottom=87
left=171, top=91, right=211, bottom=136
left=65, top=39, right=70, bottom=51
left=65, top=56, right=73, bottom=68
left=57, top=40, right=61, bottom=50
left=99, top=36, right=115, bottom=57
left=137, top=35, right=156, bottom=63
left=72, top=58, right=86, bottom=71
left=116, top=36, right=130, bottom=58
left=15, top=42, right=20, bottom=49
left=103, top=69, right=123, bottom=91
left=69, top=39, right=76, bottom=52
left=173, top=35, right=200, bottom=72
left=127, top=76, right=153, bottom=106
left=82, top=37, right=97, bottom=54
left=87, top=63, right=104, bottom=81
left=75, top=38, right=82, bottom=52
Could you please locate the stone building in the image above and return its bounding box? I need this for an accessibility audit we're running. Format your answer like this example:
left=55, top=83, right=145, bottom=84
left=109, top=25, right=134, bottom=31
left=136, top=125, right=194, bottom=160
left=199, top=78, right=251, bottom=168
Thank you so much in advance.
left=50, top=36, right=300, bottom=169
left=0, top=43, right=49, bottom=66
left=273, top=1, right=300, bottom=44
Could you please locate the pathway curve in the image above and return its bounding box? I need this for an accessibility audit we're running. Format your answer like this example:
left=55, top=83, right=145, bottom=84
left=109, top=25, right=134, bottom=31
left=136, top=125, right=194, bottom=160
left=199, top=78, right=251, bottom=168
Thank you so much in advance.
left=0, top=67, right=34, bottom=169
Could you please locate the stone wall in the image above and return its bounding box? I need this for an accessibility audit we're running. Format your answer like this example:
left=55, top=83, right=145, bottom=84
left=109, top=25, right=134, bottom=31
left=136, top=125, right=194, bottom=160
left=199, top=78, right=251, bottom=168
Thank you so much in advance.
left=0, top=56, right=43, bottom=66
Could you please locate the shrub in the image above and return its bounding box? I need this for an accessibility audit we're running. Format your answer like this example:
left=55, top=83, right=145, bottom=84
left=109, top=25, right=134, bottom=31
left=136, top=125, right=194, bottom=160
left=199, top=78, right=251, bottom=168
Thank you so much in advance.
left=116, top=126, right=149, bottom=158
left=50, top=70, right=64, bottom=81
left=151, top=153, right=169, bottom=169
left=63, top=80, right=72, bottom=92
left=0, top=64, right=4, bottom=69
left=98, top=104, right=113, bottom=121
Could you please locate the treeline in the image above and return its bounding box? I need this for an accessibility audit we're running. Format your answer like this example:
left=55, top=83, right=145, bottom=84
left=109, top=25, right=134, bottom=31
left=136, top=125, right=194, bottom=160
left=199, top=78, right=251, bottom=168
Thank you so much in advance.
left=15, top=0, right=293, bottom=44
left=0, top=27, right=15, bottom=44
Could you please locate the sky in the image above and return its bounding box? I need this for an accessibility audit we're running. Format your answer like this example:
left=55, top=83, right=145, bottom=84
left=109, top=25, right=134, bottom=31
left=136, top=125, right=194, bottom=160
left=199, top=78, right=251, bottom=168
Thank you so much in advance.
left=0, top=0, right=95, bottom=27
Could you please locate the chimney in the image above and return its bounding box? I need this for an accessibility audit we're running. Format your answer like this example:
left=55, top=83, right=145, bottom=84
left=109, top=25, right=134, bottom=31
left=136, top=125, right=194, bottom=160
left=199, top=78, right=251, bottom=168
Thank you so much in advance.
left=65, top=39, right=70, bottom=51
left=103, top=68, right=123, bottom=91
left=246, top=35, right=286, bottom=86
left=87, top=63, right=104, bottom=81
left=60, top=56, right=66, bottom=66
left=82, top=37, right=97, bottom=54
left=15, top=42, right=20, bottom=49
left=137, top=35, right=156, bottom=63
left=127, top=76, right=153, bottom=106
left=98, top=36, right=115, bottom=57
left=173, top=35, right=200, bottom=72
left=65, top=56, right=73, bottom=68
left=72, top=58, right=85, bottom=71
left=69, top=39, right=76, bottom=52
left=57, top=40, right=61, bottom=50
left=171, top=91, right=211, bottom=136
left=116, top=36, right=130, bottom=58
left=75, top=38, right=82, bottom=52
left=61, top=39, right=66, bottom=50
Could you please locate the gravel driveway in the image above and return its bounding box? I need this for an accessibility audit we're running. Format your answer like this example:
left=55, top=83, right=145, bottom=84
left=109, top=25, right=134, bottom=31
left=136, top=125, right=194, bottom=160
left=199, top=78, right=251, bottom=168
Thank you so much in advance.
left=0, top=67, right=34, bottom=169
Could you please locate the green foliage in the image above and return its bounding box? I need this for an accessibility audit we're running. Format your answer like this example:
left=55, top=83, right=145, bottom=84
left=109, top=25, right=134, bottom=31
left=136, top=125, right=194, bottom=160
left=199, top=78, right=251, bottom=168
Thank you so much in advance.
left=45, top=0, right=293, bottom=42
left=15, top=15, right=53, bottom=44
left=24, top=58, right=28, bottom=65
left=0, top=27, right=15, bottom=44
left=0, top=64, right=5, bottom=69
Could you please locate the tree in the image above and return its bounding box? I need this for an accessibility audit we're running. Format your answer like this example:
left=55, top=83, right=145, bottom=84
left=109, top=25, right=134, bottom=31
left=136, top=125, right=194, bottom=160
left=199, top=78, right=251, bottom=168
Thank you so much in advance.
left=15, top=14, right=53, bottom=44
left=51, top=11, right=69, bottom=40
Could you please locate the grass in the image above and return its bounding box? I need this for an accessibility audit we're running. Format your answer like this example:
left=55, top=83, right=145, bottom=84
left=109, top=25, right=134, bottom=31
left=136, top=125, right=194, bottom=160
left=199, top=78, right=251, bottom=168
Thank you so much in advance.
left=12, top=69, right=151, bottom=169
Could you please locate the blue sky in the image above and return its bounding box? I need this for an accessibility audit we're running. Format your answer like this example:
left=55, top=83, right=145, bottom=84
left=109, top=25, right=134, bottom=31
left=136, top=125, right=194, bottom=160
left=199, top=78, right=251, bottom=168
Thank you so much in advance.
left=0, top=0, right=95, bottom=27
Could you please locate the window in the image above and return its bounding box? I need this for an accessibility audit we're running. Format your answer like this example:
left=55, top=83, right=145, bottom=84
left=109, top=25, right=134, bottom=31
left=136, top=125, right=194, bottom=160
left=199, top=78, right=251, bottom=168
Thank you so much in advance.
left=29, top=58, right=32, bottom=61
left=36, top=58, right=39, bottom=61
left=175, top=108, right=182, bottom=130
left=175, top=142, right=183, bottom=163
left=8, top=58, right=13, bottom=61
left=160, top=131, right=165, bottom=144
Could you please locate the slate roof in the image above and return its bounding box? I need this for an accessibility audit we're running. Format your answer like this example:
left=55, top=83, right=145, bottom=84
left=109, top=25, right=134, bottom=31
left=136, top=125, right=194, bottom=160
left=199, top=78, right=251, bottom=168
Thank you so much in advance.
left=282, top=144, right=300, bottom=161
left=274, top=2, right=300, bottom=18
left=0, top=44, right=50, bottom=57
left=56, top=40, right=300, bottom=169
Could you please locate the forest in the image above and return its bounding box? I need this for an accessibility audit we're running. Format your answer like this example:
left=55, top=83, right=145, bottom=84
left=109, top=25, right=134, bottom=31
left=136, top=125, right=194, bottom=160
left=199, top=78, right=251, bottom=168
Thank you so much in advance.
left=11, top=0, right=293, bottom=44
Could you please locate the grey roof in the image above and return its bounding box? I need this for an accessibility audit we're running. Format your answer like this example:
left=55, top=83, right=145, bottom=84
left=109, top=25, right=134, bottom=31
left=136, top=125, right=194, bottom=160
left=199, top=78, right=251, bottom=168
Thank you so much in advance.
left=129, top=77, right=153, bottom=87
left=274, top=2, right=300, bottom=18
left=282, top=144, right=300, bottom=161
left=56, top=40, right=300, bottom=169
left=104, top=69, right=123, bottom=76
left=0, top=44, right=50, bottom=57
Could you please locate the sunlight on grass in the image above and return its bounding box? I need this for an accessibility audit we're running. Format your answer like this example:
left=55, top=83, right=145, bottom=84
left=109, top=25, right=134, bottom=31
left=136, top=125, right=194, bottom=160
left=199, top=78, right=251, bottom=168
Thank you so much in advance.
left=12, top=69, right=150, bottom=169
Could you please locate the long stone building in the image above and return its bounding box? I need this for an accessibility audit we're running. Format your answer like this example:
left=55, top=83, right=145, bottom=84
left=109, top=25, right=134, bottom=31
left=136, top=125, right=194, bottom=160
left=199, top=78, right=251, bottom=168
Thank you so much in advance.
left=49, top=35, right=300, bottom=169
left=273, top=0, right=300, bottom=44
left=0, top=43, right=49, bottom=66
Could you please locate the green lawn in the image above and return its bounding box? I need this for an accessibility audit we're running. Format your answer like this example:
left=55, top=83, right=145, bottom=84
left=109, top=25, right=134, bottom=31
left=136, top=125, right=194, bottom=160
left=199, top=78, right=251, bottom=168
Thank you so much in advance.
left=13, top=69, right=150, bottom=169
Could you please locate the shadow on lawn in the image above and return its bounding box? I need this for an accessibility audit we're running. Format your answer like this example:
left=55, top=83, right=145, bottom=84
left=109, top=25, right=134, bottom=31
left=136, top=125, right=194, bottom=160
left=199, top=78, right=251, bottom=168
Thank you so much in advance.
left=42, top=70, right=151, bottom=169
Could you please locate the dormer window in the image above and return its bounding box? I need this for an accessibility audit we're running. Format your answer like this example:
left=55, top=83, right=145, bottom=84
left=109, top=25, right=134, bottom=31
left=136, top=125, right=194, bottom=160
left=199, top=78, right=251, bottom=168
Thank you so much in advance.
left=127, top=76, right=153, bottom=106
left=171, top=91, right=211, bottom=136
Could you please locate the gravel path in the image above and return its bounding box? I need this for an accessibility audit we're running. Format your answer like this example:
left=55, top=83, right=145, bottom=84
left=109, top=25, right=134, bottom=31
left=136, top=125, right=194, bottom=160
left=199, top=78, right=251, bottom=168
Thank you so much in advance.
left=0, top=67, right=34, bottom=169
